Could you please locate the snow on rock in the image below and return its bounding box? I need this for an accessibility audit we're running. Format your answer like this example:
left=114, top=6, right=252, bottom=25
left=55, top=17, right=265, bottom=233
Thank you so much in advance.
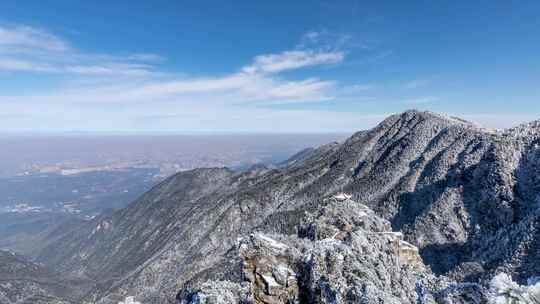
left=91, top=220, right=113, bottom=236
left=118, top=296, right=141, bottom=304
left=489, top=273, right=540, bottom=303
left=333, top=193, right=352, bottom=201
left=255, top=233, right=289, bottom=250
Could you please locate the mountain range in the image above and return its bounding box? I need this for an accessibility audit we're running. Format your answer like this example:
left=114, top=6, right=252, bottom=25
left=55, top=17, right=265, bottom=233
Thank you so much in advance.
left=2, top=110, right=540, bottom=303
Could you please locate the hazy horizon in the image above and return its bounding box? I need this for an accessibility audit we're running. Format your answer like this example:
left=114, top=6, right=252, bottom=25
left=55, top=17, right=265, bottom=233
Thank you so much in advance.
left=0, top=110, right=538, bottom=135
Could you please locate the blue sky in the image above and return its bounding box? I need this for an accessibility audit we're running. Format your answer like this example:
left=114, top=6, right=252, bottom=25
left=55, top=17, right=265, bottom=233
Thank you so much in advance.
left=1, top=1, right=539, bottom=133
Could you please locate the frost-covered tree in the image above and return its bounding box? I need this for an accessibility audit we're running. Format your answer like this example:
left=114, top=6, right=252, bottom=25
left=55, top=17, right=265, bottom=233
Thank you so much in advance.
left=489, top=273, right=540, bottom=303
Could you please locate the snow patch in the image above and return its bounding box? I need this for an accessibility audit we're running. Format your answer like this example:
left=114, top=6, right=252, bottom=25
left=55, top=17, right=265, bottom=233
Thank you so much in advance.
left=259, top=273, right=280, bottom=288
left=256, top=233, right=289, bottom=250
left=399, top=240, right=419, bottom=252
left=118, top=296, right=141, bottom=304
left=333, top=193, right=352, bottom=201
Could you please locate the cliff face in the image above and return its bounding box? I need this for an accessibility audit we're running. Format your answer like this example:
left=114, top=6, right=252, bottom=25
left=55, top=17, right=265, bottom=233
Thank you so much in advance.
left=36, top=110, right=540, bottom=303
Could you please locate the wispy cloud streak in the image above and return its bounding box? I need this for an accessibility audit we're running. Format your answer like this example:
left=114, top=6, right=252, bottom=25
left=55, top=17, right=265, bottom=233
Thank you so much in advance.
left=243, top=50, right=344, bottom=74
left=0, top=25, right=160, bottom=77
left=0, top=24, right=348, bottom=105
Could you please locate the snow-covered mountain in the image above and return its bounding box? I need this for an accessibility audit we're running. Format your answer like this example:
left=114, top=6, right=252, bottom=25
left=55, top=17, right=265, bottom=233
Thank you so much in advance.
left=3, top=110, right=540, bottom=303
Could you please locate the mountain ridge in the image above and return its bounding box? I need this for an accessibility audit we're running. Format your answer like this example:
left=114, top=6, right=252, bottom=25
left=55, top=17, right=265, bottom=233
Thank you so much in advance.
left=24, top=110, right=540, bottom=303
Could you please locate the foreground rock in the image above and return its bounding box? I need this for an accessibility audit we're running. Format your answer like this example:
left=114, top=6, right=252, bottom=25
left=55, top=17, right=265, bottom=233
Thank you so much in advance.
left=179, top=197, right=492, bottom=303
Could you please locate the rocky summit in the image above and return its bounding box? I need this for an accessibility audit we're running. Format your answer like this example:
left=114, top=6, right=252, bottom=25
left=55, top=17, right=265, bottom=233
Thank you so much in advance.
left=4, top=110, right=539, bottom=303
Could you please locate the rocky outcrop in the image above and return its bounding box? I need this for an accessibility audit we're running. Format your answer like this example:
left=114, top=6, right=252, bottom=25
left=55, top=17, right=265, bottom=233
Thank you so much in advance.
left=179, top=197, right=441, bottom=303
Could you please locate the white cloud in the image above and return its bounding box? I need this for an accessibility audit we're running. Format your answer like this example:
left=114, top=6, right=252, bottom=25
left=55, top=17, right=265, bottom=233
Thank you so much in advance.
left=263, top=78, right=333, bottom=99
left=243, top=77, right=333, bottom=102
left=1, top=73, right=335, bottom=106
left=0, top=25, right=364, bottom=131
left=0, top=25, right=70, bottom=52
left=302, top=31, right=321, bottom=43
left=0, top=25, right=344, bottom=80
left=124, top=53, right=164, bottom=62
left=350, top=50, right=393, bottom=65
left=0, top=25, right=160, bottom=77
left=298, top=29, right=356, bottom=51
left=0, top=58, right=56, bottom=72
left=243, top=50, right=344, bottom=74
left=64, top=63, right=153, bottom=77
left=0, top=24, right=346, bottom=106
left=0, top=56, right=156, bottom=77
left=1, top=21, right=533, bottom=134
left=342, top=84, right=376, bottom=93
left=403, top=79, right=430, bottom=89
left=400, top=96, right=439, bottom=105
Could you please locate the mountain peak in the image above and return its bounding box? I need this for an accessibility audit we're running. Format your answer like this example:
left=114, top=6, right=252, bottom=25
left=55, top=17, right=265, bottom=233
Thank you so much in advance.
left=396, top=109, right=477, bottom=127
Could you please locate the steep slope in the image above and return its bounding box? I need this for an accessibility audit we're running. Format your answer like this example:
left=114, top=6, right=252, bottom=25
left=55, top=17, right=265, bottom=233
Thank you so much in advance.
left=277, top=147, right=317, bottom=168
left=0, top=212, right=85, bottom=257
left=0, top=250, right=77, bottom=304
left=38, top=110, right=540, bottom=303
